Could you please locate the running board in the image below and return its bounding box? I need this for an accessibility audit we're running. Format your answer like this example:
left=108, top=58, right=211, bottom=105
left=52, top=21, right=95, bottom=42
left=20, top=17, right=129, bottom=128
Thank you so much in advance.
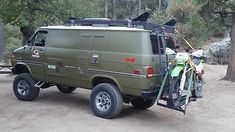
left=34, top=81, right=45, bottom=88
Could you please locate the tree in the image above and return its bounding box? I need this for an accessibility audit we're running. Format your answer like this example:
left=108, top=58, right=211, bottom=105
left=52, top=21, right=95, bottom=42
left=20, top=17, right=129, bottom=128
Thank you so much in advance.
left=197, top=0, right=235, bottom=81
left=112, top=0, right=117, bottom=19
left=105, top=0, right=109, bottom=18
left=197, top=0, right=233, bottom=37
left=0, top=23, right=4, bottom=60
left=225, top=0, right=235, bottom=81
left=0, top=0, right=100, bottom=45
left=138, top=0, right=142, bottom=15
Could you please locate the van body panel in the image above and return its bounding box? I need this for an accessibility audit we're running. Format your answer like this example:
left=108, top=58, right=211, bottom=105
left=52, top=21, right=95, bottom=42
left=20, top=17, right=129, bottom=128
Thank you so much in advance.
left=12, top=25, right=175, bottom=97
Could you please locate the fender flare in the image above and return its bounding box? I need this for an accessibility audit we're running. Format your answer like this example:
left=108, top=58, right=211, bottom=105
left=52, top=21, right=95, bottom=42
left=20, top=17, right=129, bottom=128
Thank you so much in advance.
left=13, top=62, right=32, bottom=74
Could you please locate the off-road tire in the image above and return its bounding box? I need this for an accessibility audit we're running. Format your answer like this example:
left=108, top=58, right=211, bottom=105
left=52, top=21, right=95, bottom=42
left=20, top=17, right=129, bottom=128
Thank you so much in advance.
left=13, top=73, right=40, bottom=101
left=90, top=83, right=123, bottom=119
left=57, top=85, right=76, bottom=93
left=167, top=76, right=182, bottom=107
left=192, top=75, right=203, bottom=98
left=131, top=98, right=156, bottom=109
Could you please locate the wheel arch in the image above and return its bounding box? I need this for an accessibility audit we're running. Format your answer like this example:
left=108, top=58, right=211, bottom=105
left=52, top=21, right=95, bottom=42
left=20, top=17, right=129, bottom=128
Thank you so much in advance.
left=13, top=62, right=31, bottom=74
left=91, top=75, right=123, bottom=93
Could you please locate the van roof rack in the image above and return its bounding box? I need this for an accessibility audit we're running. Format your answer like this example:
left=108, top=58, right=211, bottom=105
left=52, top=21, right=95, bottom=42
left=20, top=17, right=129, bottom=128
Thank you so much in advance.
left=64, top=18, right=175, bottom=34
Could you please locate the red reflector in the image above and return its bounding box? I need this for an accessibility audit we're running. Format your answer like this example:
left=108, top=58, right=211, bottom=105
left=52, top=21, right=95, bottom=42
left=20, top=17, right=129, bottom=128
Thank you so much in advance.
left=133, top=69, right=141, bottom=75
left=147, top=67, right=153, bottom=77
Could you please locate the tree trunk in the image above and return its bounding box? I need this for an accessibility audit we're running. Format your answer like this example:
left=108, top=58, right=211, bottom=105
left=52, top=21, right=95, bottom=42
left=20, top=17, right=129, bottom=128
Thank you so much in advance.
left=138, top=0, right=142, bottom=15
left=105, top=0, right=108, bottom=18
left=127, top=0, right=130, bottom=18
left=0, top=23, right=4, bottom=60
left=112, top=0, right=117, bottom=19
left=225, top=12, right=235, bottom=81
left=20, top=26, right=34, bottom=46
left=159, top=0, right=162, bottom=10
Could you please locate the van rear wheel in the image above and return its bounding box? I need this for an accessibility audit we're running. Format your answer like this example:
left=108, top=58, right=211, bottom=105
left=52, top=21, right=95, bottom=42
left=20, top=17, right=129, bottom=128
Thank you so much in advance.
left=131, top=97, right=156, bottom=109
left=90, top=83, right=123, bottom=119
left=56, top=85, right=76, bottom=93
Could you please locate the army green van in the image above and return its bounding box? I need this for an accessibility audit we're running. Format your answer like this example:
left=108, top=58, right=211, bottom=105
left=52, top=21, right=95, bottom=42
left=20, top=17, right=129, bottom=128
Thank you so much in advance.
left=11, top=19, right=176, bottom=118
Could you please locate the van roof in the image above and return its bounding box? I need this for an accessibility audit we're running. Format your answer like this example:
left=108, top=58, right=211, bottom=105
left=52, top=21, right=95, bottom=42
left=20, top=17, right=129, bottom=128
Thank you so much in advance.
left=40, top=26, right=148, bottom=32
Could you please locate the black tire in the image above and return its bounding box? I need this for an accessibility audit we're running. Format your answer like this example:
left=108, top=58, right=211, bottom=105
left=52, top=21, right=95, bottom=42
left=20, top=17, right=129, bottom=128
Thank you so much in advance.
left=13, top=73, right=40, bottom=101
left=192, top=75, right=203, bottom=98
left=90, top=83, right=123, bottom=119
left=56, top=85, right=76, bottom=93
left=131, top=97, right=156, bottom=110
left=167, top=76, right=182, bottom=107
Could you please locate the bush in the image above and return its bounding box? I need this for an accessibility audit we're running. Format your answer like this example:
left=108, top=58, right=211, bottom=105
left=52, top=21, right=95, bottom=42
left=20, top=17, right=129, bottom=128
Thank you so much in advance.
left=3, top=24, right=22, bottom=64
left=165, top=0, right=212, bottom=49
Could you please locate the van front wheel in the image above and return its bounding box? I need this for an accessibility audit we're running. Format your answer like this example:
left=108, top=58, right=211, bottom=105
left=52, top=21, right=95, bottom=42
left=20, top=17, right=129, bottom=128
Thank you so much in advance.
left=90, top=83, right=123, bottom=119
left=13, top=73, right=40, bottom=101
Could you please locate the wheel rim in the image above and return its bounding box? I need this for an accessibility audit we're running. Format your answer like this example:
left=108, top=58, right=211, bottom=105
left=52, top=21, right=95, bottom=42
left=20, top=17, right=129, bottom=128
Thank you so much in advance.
left=17, top=80, right=30, bottom=96
left=95, top=92, right=111, bottom=112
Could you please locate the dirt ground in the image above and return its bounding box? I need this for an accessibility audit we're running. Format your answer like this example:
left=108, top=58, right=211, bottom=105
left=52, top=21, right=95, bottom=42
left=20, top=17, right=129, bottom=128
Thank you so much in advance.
left=0, top=64, right=235, bottom=132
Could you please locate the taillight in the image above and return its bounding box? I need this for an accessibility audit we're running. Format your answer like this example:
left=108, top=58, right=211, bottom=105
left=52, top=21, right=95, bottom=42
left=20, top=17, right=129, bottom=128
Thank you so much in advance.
left=146, top=67, right=153, bottom=77
left=133, top=67, right=154, bottom=77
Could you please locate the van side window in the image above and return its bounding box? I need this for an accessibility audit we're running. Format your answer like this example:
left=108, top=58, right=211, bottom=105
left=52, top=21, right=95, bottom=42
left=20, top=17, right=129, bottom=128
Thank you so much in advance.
left=30, top=31, right=48, bottom=47
left=150, top=35, right=165, bottom=54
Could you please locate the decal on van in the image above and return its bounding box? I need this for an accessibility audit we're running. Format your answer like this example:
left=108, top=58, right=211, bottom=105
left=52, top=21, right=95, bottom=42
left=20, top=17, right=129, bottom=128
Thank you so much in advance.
left=32, top=48, right=40, bottom=58
left=124, top=57, right=136, bottom=63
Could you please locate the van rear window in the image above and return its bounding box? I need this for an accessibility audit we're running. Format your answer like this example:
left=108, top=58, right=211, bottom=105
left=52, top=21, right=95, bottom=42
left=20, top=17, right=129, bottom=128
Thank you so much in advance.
left=150, top=35, right=164, bottom=54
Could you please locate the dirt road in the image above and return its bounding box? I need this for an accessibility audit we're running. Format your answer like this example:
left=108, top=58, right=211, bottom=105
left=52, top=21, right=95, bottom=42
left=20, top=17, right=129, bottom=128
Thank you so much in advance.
left=0, top=64, right=235, bottom=132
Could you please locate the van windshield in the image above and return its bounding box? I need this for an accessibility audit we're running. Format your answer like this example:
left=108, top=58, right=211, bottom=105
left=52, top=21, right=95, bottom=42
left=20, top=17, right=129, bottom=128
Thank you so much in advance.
left=150, top=35, right=165, bottom=54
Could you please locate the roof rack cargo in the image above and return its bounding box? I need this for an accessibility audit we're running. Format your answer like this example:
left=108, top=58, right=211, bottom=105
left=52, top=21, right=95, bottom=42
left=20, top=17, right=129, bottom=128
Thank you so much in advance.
left=64, top=18, right=175, bottom=34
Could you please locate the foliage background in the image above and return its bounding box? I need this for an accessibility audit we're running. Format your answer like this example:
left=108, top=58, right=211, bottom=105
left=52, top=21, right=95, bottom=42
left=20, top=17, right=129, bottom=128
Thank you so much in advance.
left=0, top=0, right=234, bottom=62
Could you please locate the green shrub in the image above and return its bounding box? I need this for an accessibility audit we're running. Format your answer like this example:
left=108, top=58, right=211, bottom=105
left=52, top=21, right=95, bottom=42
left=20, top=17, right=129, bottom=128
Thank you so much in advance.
left=165, top=0, right=212, bottom=49
left=149, top=10, right=169, bottom=24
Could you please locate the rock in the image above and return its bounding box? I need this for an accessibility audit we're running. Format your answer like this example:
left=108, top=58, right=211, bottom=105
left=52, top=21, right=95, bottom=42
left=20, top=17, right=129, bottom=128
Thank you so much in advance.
left=206, top=37, right=231, bottom=64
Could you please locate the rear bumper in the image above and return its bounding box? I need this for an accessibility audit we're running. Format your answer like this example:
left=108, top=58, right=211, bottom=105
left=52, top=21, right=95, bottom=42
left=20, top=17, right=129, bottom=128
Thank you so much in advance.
left=141, top=88, right=159, bottom=99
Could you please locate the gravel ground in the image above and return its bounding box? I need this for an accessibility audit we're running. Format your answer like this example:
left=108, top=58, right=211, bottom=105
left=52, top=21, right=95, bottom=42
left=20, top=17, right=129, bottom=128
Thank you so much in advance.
left=0, top=64, right=235, bottom=132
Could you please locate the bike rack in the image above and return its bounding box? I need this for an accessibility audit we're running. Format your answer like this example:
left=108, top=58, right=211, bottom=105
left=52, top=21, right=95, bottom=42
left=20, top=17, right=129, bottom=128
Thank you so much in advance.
left=156, top=68, right=194, bottom=114
left=0, top=65, right=12, bottom=74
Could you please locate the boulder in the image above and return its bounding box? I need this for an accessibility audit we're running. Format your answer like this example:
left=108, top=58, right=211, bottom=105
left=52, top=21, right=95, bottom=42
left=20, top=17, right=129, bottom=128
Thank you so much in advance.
left=205, top=37, right=231, bottom=64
